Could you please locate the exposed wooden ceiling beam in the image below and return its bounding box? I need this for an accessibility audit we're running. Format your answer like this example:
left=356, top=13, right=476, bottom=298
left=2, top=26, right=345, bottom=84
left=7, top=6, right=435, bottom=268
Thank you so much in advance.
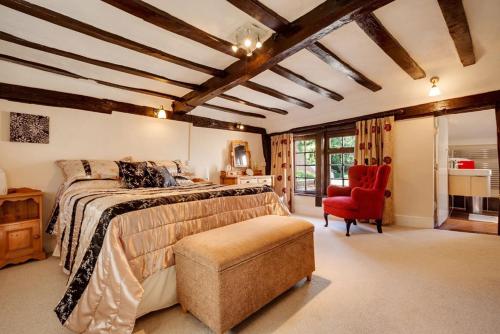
left=219, top=94, right=288, bottom=115
left=227, top=0, right=288, bottom=33
left=0, top=54, right=284, bottom=119
left=305, top=43, right=382, bottom=92
left=0, top=82, right=266, bottom=134
left=102, top=0, right=332, bottom=101
left=242, top=81, right=313, bottom=109
left=0, top=32, right=288, bottom=115
left=202, top=103, right=266, bottom=119
left=437, top=0, right=475, bottom=67
left=0, top=0, right=223, bottom=76
left=271, top=90, right=500, bottom=134
left=101, top=0, right=246, bottom=58
left=356, top=13, right=426, bottom=80
left=227, top=0, right=382, bottom=92
left=270, top=65, right=343, bottom=101
left=0, top=53, right=181, bottom=101
left=173, top=0, right=393, bottom=112
left=0, top=31, right=198, bottom=90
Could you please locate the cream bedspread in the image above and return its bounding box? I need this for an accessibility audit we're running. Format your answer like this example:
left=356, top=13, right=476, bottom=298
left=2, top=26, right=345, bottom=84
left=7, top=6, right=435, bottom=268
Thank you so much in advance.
left=49, top=180, right=289, bottom=333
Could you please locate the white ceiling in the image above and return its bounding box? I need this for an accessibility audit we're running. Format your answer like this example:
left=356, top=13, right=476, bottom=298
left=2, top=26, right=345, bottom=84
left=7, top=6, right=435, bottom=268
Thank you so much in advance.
left=0, top=0, right=499, bottom=133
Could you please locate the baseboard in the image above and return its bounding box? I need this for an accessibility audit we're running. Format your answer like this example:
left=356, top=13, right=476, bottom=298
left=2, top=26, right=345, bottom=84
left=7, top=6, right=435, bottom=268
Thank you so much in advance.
left=395, top=214, right=434, bottom=229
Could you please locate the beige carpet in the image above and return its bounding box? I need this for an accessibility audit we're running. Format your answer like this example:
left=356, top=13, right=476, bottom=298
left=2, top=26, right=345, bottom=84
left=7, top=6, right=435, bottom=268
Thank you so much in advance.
left=1, top=216, right=500, bottom=334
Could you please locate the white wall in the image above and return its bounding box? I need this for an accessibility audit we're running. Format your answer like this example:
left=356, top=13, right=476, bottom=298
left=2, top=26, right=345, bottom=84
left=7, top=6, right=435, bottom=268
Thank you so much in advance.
left=293, top=117, right=436, bottom=229
left=0, top=100, right=264, bottom=236
left=447, top=109, right=496, bottom=146
left=393, top=117, right=435, bottom=228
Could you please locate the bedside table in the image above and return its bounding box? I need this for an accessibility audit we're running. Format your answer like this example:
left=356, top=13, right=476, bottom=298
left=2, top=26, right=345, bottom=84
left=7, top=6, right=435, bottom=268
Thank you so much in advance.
left=0, top=188, right=46, bottom=268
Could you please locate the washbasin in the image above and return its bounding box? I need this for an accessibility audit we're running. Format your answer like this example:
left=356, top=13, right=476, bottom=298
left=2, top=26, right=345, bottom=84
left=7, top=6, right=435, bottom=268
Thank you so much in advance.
left=448, top=169, right=491, bottom=176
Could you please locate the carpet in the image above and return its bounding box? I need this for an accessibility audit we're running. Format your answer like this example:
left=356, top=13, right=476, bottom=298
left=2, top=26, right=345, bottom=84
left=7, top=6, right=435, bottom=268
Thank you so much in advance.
left=1, top=216, right=499, bottom=334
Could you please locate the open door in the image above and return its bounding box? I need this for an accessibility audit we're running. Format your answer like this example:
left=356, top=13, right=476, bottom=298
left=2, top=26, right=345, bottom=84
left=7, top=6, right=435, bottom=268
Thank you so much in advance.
left=435, top=116, right=449, bottom=227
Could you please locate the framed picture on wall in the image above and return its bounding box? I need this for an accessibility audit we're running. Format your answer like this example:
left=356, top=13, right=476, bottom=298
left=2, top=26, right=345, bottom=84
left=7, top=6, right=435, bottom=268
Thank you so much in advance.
left=9, top=112, right=50, bottom=144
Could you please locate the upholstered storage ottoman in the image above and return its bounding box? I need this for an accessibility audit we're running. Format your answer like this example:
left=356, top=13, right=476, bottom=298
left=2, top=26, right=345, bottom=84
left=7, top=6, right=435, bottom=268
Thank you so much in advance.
left=173, top=215, right=315, bottom=334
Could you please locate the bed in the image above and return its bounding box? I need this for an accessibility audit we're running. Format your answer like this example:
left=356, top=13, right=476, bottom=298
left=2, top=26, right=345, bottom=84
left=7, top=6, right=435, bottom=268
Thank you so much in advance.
left=47, top=178, right=289, bottom=333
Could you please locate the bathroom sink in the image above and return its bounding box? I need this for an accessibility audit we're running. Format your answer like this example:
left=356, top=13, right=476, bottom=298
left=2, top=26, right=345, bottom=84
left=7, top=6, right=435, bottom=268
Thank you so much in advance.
left=448, top=169, right=491, bottom=176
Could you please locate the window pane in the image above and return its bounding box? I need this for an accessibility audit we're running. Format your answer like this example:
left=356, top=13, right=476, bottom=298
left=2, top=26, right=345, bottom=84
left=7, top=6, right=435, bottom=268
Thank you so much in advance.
left=331, top=165, right=342, bottom=179
left=295, top=166, right=305, bottom=178
left=305, top=140, right=316, bottom=152
left=305, top=166, right=316, bottom=179
left=330, top=153, right=341, bottom=165
left=295, top=153, right=305, bottom=165
left=343, top=136, right=355, bottom=147
left=295, top=178, right=305, bottom=191
left=343, top=165, right=350, bottom=179
left=330, top=179, right=343, bottom=186
left=343, top=153, right=354, bottom=165
left=305, top=179, right=316, bottom=192
left=305, top=153, right=316, bottom=165
left=295, top=140, right=305, bottom=153
left=329, top=137, right=342, bottom=149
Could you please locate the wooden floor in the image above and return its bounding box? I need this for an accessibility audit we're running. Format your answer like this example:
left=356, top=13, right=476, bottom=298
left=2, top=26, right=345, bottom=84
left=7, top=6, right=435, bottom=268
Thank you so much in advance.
left=440, top=215, right=498, bottom=235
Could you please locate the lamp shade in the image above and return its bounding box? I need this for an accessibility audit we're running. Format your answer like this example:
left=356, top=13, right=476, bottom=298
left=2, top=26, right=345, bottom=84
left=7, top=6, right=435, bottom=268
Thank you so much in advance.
left=157, top=108, right=167, bottom=119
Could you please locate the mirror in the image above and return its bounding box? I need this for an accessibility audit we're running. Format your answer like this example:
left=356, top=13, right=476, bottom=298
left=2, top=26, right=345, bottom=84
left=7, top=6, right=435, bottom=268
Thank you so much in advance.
left=231, top=140, right=251, bottom=168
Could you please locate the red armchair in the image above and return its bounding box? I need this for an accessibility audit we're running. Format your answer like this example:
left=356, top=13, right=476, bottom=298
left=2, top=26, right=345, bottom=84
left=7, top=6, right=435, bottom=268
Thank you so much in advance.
left=323, top=165, right=391, bottom=236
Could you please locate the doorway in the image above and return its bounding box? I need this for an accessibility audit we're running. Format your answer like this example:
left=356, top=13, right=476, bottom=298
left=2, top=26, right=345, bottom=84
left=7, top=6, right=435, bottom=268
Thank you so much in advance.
left=435, top=109, right=499, bottom=235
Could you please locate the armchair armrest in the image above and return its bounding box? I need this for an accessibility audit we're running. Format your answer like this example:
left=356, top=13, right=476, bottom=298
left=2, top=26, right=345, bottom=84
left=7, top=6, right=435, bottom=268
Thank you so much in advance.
left=327, top=185, right=352, bottom=197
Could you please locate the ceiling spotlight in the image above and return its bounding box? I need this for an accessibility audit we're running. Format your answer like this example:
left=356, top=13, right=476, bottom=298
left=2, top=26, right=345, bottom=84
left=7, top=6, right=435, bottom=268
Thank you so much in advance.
left=243, top=38, right=251, bottom=47
left=231, top=45, right=238, bottom=53
left=156, top=106, right=167, bottom=119
left=428, top=76, right=441, bottom=97
left=236, top=123, right=245, bottom=130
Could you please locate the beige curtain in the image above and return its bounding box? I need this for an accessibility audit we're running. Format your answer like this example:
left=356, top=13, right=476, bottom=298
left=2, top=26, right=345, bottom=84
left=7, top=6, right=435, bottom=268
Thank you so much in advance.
left=355, top=116, right=394, bottom=225
left=271, top=133, right=294, bottom=211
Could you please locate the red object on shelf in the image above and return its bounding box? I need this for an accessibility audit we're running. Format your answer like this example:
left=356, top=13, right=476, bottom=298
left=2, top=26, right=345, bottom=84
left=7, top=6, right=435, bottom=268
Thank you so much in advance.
left=457, top=160, right=475, bottom=169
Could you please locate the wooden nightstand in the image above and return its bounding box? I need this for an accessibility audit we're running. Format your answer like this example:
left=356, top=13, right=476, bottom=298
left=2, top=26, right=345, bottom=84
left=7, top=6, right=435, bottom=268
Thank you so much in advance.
left=0, top=188, right=46, bottom=268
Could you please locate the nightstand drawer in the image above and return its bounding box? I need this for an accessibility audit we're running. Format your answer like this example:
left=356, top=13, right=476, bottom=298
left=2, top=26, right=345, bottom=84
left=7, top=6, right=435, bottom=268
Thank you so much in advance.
left=0, top=220, right=42, bottom=260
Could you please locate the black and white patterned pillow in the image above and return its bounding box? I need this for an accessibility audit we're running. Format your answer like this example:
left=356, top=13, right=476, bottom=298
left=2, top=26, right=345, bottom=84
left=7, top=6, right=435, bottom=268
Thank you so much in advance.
left=118, top=161, right=149, bottom=189
left=155, top=167, right=178, bottom=187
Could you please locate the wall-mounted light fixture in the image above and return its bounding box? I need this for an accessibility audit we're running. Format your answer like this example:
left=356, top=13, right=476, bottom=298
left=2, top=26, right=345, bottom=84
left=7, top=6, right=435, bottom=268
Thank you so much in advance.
left=156, top=105, right=167, bottom=119
left=428, top=76, right=441, bottom=97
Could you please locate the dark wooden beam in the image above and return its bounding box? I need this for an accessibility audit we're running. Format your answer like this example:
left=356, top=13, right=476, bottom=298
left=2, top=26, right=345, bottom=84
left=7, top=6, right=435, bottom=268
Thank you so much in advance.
left=356, top=13, right=426, bottom=79
left=270, top=65, right=343, bottom=101
left=0, top=0, right=223, bottom=76
left=227, top=0, right=288, bottom=32
left=0, top=31, right=198, bottom=90
left=202, top=103, right=266, bottom=119
left=173, top=0, right=393, bottom=112
left=0, top=82, right=266, bottom=134
left=271, top=90, right=500, bottom=134
left=0, top=32, right=287, bottom=114
left=437, top=0, right=475, bottom=66
left=242, top=81, right=313, bottom=109
left=219, top=94, right=287, bottom=115
left=228, top=0, right=382, bottom=92
left=0, top=53, right=181, bottom=101
left=101, top=0, right=245, bottom=58
left=305, top=43, right=382, bottom=91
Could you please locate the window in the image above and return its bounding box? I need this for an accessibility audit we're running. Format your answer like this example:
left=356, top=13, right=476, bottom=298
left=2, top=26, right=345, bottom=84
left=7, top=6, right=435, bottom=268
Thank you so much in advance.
left=294, top=137, right=317, bottom=194
left=328, top=135, right=355, bottom=187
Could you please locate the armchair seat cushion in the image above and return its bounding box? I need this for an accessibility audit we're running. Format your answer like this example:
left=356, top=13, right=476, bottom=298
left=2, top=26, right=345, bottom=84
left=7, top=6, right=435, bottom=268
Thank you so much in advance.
left=323, top=196, right=358, bottom=211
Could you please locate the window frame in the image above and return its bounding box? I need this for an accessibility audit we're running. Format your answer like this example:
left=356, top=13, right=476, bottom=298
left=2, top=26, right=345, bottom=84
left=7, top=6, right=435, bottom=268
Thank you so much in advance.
left=293, top=134, right=320, bottom=195
left=325, top=130, right=356, bottom=188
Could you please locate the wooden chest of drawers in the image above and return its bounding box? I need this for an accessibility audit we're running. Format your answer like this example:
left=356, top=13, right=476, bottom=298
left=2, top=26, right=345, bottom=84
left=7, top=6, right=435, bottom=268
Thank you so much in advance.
left=0, top=188, right=45, bottom=268
left=220, top=175, right=275, bottom=188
